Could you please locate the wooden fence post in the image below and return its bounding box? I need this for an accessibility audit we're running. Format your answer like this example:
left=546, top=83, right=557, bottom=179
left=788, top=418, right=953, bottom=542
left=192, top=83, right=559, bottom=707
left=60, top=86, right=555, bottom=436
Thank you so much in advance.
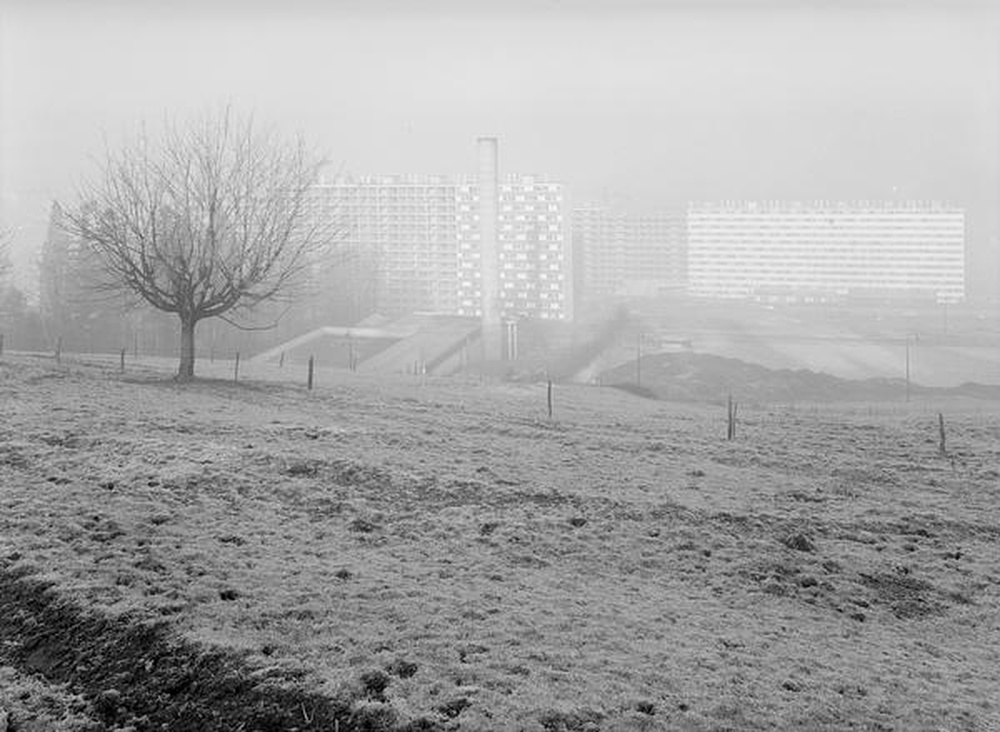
left=938, top=413, right=947, bottom=455
left=0, top=333, right=4, bottom=356
left=279, top=351, right=285, bottom=368
left=727, top=395, right=738, bottom=440
left=307, top=356, right=315, bottom=390
left=547, top=379, right=553, bottom=420
left=120, top=348, right=126, bottom=373
left=55, top=336, right=62, bottom=363
left=727, top=395, right=732, bottom=440
left=234, top=352, right=240, bottom=383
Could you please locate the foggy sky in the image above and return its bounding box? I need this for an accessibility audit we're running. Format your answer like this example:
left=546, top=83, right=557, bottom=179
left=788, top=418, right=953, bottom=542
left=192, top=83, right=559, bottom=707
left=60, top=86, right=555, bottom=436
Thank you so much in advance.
left=1, top=0, right=998, bottom=295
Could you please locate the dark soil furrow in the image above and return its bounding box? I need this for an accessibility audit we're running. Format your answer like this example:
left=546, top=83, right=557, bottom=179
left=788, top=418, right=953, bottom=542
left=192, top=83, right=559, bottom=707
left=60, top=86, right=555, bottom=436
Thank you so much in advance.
left=0, top=565, right=367, bottom=732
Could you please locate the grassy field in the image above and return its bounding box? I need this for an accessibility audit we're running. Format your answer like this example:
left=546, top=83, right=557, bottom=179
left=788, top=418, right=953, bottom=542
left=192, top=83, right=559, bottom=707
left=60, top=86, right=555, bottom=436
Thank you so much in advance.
left=1, top=353, right=999, bottom=731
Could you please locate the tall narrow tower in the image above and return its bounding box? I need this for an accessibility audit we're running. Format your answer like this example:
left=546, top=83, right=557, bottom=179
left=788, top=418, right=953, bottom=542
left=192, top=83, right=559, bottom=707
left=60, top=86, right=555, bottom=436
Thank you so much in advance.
left=478, top=137, right=502, bottom=360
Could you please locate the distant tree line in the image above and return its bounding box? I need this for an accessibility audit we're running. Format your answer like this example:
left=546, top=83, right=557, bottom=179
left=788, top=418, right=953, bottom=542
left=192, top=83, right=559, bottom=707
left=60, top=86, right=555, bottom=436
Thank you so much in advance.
left=0, top=228, right=37, bottom=351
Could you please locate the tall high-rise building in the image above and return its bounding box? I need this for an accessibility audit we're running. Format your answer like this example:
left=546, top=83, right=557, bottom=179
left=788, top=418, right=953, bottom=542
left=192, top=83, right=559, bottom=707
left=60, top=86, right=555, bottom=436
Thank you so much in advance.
left=457, top=175, right=572, bottom=321
left=572, top=207, right=686, bottom=301
left=687, top=201, right=966, bottom=303
left=308, top=168, right=574, bottom=321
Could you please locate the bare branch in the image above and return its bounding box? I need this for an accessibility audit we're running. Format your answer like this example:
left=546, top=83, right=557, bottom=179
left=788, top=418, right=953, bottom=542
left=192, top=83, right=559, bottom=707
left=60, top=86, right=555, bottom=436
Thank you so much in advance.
left=216, top=303, right=293, bottom=332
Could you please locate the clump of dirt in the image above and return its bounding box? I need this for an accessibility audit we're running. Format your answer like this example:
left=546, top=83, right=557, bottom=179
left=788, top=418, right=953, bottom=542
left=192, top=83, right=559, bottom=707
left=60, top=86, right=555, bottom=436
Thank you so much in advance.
left=287, top=459, right=321, bottom=477
left=781, top=533, right=816, bottom=553
left=632, top=700, right=656, bottom=716
left=385, top=659, right=419, bottom=679
left=858, top=571, right=948, bottom=619
left=359, top=669, right=392, bottom=701
left=0, top=567, right=355, bottom=731
left=81, top=515, right=126, bottom=544
left=435, top=696, right=472, bottom=719
left=349, top=517, right=380, bottom=534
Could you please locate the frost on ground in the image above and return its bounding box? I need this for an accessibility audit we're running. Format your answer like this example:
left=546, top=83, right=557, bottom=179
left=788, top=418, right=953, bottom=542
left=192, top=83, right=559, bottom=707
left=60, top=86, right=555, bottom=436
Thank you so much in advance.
left=1, top=355, right=999, bottom=731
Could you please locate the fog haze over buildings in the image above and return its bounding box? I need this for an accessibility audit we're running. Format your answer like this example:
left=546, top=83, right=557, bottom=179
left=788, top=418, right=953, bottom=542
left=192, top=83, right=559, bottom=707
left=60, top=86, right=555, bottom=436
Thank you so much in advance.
left=1, top=0, right=999, bottom=298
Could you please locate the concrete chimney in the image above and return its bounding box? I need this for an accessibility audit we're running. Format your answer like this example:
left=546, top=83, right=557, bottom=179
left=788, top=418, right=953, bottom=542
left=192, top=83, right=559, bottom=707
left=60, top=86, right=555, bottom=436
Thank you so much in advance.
left=477, top=137, right=502, bottom=360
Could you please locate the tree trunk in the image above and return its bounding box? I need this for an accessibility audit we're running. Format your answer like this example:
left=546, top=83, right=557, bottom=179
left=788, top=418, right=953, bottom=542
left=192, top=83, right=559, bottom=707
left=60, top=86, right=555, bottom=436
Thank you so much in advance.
left=178, top=316, right=197, bottom=381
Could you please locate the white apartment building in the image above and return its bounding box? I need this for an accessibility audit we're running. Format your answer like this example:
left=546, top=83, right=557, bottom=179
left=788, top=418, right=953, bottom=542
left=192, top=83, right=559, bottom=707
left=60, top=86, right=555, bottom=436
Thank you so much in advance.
left=687, top=201, right=965, bottom=303
left=572, top=207, right=686, bottom=300
left=308, top=176, right=461, bottom=315
left=308, top=174, right=574, bottom=320
left=456, top=175, right=573, bottom=321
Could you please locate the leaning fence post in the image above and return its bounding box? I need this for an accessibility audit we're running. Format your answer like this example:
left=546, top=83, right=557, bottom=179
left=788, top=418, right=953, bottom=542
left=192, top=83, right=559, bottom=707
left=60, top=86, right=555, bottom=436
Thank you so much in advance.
left=307, top=355, right=315, bottom=390
left=234, top=352, right=240, bottom=383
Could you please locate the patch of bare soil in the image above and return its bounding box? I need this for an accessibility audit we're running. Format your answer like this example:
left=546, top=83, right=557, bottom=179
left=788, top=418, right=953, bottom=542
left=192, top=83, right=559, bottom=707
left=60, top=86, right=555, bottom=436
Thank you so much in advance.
left=1, top=355, right=999, bottom=730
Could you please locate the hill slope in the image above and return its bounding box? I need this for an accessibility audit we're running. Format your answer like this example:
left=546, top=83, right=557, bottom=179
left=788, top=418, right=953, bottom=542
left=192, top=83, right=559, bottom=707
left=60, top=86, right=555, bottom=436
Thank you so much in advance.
left=1, top=355, right=999, bottom=730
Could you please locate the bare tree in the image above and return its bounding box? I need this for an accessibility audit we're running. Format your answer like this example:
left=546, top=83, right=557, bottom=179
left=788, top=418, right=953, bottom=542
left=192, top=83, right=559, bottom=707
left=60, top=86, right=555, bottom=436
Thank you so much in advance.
left=62, top=108, right=338, bottom=380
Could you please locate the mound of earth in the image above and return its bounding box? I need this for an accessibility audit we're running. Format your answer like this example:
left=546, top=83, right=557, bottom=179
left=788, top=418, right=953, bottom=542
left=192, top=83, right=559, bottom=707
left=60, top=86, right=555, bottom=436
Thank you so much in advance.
left=601, top=352, right=1000, bottom=403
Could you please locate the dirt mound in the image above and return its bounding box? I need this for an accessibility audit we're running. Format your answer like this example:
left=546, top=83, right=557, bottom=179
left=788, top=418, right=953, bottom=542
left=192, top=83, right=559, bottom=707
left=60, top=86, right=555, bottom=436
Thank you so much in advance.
left=602, top=352, right=1000, bottom=403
